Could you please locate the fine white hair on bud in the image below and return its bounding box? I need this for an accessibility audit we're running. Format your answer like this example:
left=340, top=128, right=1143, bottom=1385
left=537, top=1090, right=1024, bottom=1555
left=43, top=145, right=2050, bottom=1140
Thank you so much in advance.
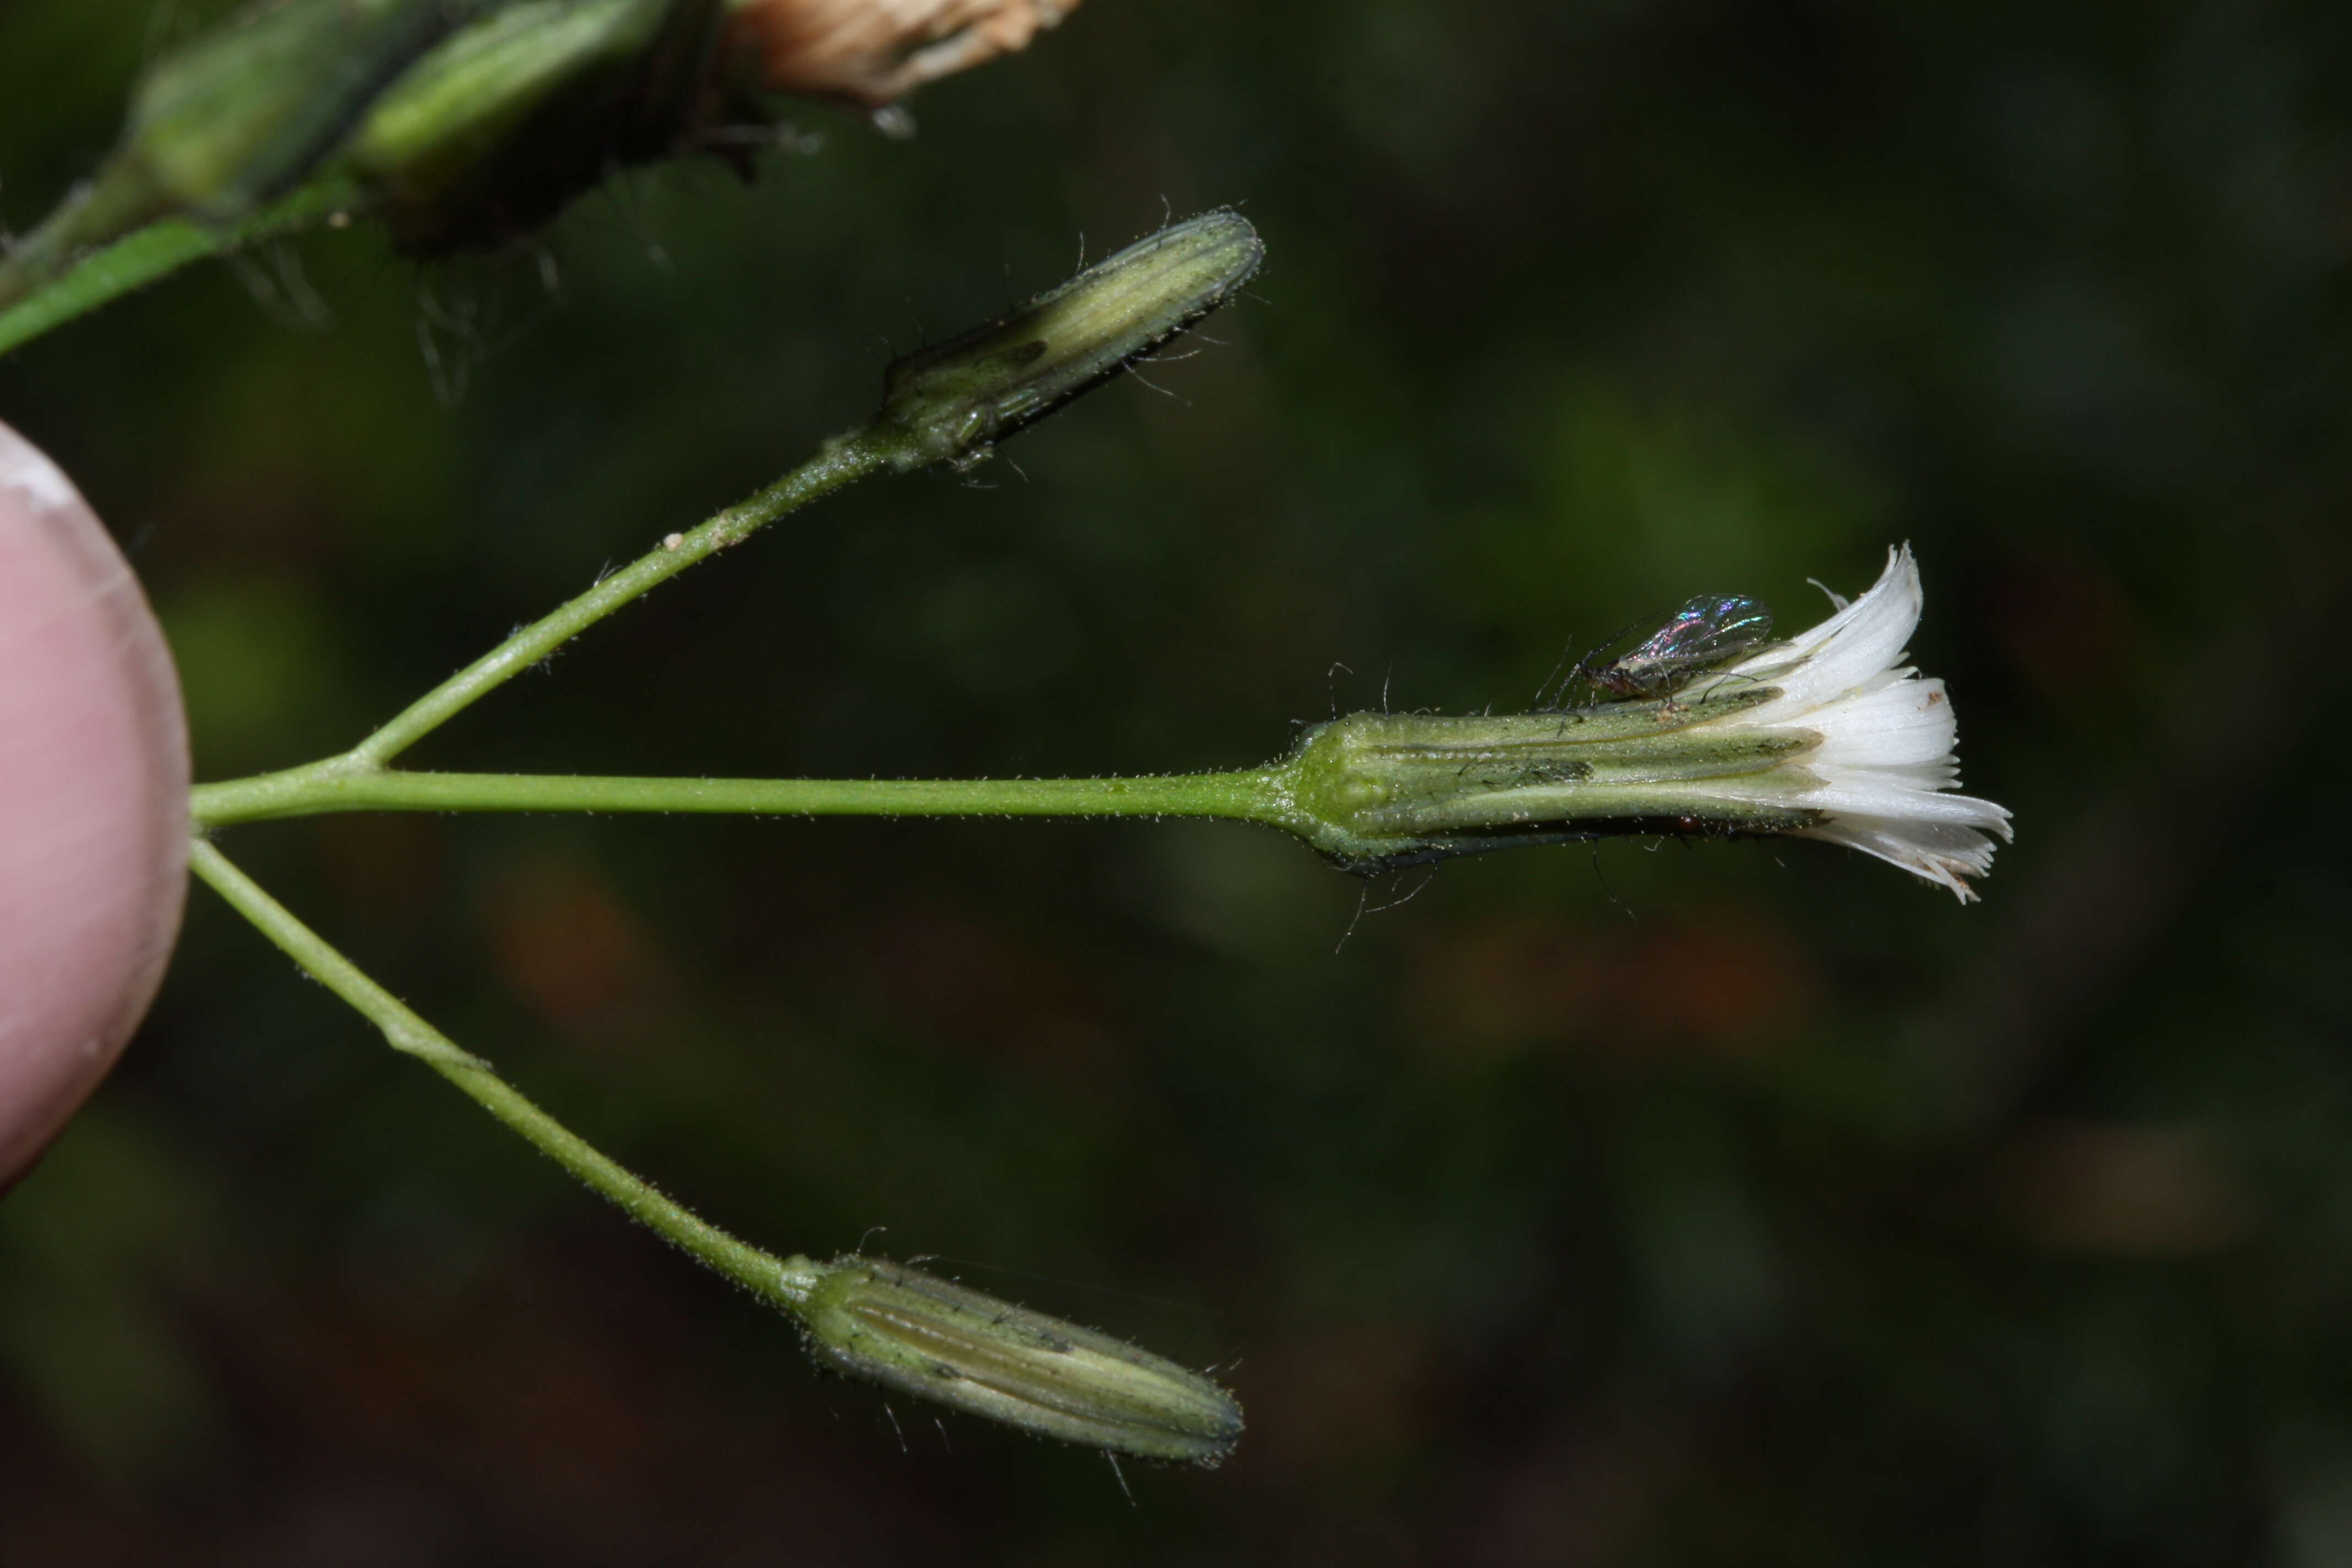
left=793, top=1254, right=1244, bottom=1465
left=1674, top=544, right=2012, bottom=901
left=872, top=209, right=1264, bottom=472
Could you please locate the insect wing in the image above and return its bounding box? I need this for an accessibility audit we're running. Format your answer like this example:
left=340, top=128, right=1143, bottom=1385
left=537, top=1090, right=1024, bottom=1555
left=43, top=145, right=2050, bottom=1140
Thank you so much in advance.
left=1624, top=595, right=1774, bottom=671
left=1690, top=594, right=1774, bottom=660
left=1578, top=593, right=1778, bottom=703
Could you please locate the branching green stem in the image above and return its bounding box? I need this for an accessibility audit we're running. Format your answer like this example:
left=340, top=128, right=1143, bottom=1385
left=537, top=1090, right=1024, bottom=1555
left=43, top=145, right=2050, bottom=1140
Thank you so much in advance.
left=187, top=837, right=825, bottom=1310
left=182, top=421, right=1302, bottom=838
left=134, top=210, right=1292, bottom=1458
left=176, top=423, right=1295, bottom=1314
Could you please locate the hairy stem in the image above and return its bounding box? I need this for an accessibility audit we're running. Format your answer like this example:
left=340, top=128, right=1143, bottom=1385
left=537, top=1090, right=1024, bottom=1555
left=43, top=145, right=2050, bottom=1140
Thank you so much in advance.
left=187, top=837, right=824, bottom=1310
left=0, top=175, right=362, bottom=356
left=192, top=765, right=1295, bottom=829
left=342, top=428, right=894, bottom=770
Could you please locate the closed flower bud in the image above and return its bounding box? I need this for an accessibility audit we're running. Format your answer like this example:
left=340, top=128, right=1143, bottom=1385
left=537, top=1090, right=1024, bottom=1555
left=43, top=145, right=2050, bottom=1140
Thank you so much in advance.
left=0, top=0, right=473, bottom=305
left=341, top=0, right=722, bottom=250
left=121, top=0, right=475, bottom=219
left=794, top=1254, right=1243, bottom=1464
left=1282, top=546, right=2013, bottom=900
left=872, top=209, right=1264, bottom=471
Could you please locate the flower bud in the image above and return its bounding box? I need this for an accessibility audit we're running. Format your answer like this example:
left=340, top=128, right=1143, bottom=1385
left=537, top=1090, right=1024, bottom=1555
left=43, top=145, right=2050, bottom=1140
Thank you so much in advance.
left=794, top=1254, right=1243, bottom=1464
left=341, top=0, right=721, bottom=251
left=122, top=0, right=476, bottom=219
left=872, top=209, right=1264, bottom=471
left=0, top=0, right=473, bottom=307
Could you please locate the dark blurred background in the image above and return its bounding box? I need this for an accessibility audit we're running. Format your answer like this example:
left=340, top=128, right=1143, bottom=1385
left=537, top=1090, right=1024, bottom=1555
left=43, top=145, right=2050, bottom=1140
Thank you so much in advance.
left=7, top=0, right=2352, bottom=1561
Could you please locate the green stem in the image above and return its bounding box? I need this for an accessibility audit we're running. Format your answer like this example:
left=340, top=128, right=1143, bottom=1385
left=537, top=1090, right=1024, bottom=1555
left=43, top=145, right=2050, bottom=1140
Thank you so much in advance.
left=0, top=175, right=362, bottom=357
left=192, top=765, right=1295, bottom=829
left=342, top=427, right=898, bottom=770
left=187, top=836, right=824, bottom=1311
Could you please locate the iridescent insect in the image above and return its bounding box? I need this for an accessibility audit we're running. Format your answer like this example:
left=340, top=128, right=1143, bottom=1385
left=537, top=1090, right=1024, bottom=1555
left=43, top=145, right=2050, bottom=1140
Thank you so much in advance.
left=1580, top=594, right=1776, bottom=702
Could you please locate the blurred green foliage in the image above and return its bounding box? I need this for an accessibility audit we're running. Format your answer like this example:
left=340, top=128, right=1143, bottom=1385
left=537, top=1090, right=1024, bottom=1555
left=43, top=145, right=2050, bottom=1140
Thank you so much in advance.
left=5, top=0, right=2352, bottom=1561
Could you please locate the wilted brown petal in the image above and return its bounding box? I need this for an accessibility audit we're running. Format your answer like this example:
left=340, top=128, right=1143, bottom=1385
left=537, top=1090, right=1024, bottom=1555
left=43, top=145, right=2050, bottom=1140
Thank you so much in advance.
left=727, top=0, right=1081, bottom=107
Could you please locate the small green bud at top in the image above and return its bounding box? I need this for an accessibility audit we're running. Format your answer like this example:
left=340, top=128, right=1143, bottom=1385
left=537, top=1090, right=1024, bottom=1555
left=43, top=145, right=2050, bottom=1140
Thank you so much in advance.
left=873, top=210, right=1264, bottom=471
left=127, top=0, right=479, bottom=218
left=796, top=1254, right=1243, bottom=1465
left=341, top=0, right=715, bottom=250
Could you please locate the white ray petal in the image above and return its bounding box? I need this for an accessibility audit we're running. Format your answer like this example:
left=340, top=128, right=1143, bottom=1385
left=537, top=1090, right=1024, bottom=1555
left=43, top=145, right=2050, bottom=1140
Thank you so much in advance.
left=1684, top=544, right=2012, bottom=901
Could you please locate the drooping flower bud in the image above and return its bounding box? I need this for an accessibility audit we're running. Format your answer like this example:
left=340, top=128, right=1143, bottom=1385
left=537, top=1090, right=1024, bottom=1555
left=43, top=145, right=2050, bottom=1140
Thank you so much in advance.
left=792, top=1254, right=1244, bottom=1464
left=871, top=209, right=1264, bottom=471
left=1280, top=547, right=2014, bottom=900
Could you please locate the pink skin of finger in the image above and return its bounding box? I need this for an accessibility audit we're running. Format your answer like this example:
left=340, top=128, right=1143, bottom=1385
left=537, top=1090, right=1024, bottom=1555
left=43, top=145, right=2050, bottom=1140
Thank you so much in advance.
left=0, top=420, right=188, bottom=1190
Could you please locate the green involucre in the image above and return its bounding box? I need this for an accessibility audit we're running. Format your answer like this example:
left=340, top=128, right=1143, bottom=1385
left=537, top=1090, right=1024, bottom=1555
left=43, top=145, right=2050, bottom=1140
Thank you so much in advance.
left=798, top=1255, right=1244, bottom=1466
left=875, top=210, right=1266, bottom=470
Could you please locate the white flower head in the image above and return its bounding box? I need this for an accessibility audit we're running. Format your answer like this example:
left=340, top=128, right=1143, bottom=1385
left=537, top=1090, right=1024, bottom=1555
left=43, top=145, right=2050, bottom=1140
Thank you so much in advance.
left=1678, top=544, right=2013, bottom=901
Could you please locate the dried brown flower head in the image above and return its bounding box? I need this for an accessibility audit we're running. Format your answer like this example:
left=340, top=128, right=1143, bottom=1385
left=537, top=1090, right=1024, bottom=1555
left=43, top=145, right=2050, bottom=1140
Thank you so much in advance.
left=727, top=0, right=1081, bottom=108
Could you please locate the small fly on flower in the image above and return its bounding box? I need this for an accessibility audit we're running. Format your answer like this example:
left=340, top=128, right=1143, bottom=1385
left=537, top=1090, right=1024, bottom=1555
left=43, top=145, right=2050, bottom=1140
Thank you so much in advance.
left=1578, top=594, right=1777, bottom=703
